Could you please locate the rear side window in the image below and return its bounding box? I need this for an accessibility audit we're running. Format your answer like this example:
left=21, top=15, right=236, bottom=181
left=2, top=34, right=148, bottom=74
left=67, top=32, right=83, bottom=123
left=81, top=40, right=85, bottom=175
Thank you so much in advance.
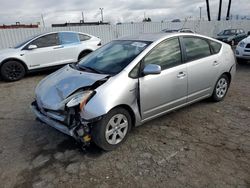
left=59, top=32, right=79, bottom=45
left=183, top=37, right=211, bottom=62
left=209, top=40, right=222, bottom=54
left=29, top=33, right=59, bottom=48
left=79, top=34, right=91, bottom=41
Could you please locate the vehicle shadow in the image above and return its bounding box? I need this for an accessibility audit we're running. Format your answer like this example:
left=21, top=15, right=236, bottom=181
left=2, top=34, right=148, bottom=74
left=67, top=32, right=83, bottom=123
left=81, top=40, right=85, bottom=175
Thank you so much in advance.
left=56, top=137, right=104, bottom=158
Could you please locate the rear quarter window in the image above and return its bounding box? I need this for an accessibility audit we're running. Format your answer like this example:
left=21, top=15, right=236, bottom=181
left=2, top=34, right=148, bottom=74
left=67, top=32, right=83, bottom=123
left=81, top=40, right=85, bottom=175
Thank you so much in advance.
left=79, top=34, right=91, bottom=41
left=209, top=40, right=222, bottom=54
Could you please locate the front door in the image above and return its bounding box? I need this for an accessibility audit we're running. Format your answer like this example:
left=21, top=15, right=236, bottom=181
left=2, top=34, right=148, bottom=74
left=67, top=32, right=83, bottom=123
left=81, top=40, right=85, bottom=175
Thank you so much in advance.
left=139, top=37, right=188, bottom=121
left=23, top=33, right=61, bottom=69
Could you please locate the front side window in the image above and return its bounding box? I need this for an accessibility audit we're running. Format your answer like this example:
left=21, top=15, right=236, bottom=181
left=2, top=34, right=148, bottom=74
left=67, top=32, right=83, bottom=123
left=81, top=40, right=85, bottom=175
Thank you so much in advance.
left=143, top=38, right=182, bottom=70
left=59, top=32, right=79, bottom=45
left=183, top=37, right=211, bottom=62
left=29, top=33, right=59, bottom=48
left=78, top=40, right=151, bottom=75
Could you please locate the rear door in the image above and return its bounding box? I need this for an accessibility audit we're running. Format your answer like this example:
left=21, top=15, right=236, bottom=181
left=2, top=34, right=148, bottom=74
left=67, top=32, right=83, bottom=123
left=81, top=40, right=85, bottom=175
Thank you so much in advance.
left=57, top=32, right=81, bottom=64
left=181, top=36, right=220, bottom=102
left=139, top=37, right=188, bottom=120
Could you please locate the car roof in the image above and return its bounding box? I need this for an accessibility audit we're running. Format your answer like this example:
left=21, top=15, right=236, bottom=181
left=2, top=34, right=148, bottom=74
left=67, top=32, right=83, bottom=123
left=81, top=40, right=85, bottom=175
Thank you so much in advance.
left=117, top=33, right=174, bottom=42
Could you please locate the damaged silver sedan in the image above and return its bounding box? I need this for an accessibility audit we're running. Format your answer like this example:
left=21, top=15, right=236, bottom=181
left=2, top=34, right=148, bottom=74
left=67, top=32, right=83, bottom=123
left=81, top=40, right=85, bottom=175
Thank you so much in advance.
left=32, top=33, right=236, bottom=151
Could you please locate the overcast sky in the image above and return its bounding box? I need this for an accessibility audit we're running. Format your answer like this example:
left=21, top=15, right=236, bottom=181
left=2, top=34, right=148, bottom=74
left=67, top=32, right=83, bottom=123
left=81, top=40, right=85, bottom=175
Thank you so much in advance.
left=0, top=0, right=249, bottom=26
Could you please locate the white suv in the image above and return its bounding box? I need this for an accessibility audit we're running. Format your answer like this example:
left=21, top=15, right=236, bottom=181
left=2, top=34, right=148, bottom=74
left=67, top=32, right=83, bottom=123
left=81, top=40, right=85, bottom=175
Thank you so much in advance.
left=235, top=35, right=250, bottom=62
left=0, top=31, right=101, bottom=81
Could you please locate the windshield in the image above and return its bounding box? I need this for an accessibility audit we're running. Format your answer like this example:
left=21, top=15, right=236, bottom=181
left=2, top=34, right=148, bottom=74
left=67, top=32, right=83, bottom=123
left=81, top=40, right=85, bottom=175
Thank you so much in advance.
left=221, top=29, right=236, bottom=36
left=78, top=40, right=151, bottom=75
left=14, top=34, right=40, bottom=48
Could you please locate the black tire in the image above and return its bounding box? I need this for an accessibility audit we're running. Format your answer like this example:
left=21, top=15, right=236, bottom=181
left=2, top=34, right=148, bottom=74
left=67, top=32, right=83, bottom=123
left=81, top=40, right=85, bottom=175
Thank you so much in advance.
left=0, top=60, right=26, bottom=81
left=78, top=51, right=92, bottom=61
left=92, top=107, right=132, bottom=151
left=211, top=74, right=230, bottom=102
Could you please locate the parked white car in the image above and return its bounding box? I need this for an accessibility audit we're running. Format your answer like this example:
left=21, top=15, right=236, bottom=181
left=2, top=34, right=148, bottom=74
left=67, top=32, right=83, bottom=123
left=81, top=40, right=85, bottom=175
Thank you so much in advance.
left=0, top=31, right=101, bottom=81
left=235, top=35, right=250, bottom=62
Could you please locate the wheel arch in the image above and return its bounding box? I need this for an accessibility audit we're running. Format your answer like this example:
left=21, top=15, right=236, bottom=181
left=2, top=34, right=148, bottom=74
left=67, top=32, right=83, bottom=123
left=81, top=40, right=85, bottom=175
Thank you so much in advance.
left=222, top=72, right=232, bottom=84
left=78, top=49, right=93, bottom=60
left=109, top=104, right=136, bottom=127
left=0, top=58, right=28, bottom=72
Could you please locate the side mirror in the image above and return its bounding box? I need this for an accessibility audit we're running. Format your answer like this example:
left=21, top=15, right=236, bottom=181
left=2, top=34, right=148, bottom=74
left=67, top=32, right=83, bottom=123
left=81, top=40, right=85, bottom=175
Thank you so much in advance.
left=143, top=64, right=161, bottom=76
left=27, top=44, right=37, bottom=50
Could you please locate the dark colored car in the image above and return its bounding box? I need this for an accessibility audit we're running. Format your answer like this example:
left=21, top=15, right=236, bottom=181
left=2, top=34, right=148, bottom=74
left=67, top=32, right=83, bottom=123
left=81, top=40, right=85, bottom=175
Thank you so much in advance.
left=216, top=29, right=247, bottom=46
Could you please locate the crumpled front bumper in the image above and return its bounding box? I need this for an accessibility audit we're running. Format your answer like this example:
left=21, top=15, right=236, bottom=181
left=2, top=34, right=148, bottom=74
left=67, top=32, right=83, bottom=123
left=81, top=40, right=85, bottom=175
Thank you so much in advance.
left=31, top=101, right=74, bottom=137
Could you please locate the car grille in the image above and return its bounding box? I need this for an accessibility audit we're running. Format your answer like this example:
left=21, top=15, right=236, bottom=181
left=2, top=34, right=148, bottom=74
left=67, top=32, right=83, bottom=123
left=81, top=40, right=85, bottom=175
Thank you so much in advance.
left=246, top=43, right=250, bottom=49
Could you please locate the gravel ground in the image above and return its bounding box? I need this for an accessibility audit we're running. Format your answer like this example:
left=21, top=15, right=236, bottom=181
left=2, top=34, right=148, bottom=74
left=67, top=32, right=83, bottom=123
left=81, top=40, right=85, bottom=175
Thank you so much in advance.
left=0, top=63, right=249, bottom=188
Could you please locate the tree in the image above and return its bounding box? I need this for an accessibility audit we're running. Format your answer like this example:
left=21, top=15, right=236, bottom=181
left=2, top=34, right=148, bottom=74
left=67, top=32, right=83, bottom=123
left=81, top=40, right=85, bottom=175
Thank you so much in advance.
left=218, top=0, right=222, bottom=20
left=143, top=17, right=152, bottom=22
left=226, top=0, right=232, bottom=20
left=206, top=0, right=211, bottom=21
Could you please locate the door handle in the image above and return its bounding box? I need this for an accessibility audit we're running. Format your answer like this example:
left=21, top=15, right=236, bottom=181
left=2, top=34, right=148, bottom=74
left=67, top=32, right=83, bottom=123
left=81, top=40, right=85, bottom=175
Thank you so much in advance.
left=177, top=72, right=186, bottom=79
left=213, top=61, right=219, bottom=66
left=53, top=45, right=64, bottom=49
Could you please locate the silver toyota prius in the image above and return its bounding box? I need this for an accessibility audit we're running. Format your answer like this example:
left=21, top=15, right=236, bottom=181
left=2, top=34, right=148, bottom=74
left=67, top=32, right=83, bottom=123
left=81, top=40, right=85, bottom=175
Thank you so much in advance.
left=31, top=33, right=236, bottom=151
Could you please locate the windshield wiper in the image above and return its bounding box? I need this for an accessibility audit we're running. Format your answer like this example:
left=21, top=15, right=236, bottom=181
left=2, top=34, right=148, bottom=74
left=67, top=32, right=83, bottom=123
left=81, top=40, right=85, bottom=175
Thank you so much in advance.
left=78, top=65, right=103, bottom=74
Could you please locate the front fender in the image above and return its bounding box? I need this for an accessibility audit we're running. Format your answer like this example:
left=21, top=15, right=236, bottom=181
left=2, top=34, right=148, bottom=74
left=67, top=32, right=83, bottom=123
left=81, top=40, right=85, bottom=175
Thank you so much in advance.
left=80, top=71, right=141, bottom=125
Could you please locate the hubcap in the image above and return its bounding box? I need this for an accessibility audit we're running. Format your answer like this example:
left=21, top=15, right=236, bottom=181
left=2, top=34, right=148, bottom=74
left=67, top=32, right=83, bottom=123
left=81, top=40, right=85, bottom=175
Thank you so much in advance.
left=5, top=63, right=22, bottom=80
left=216, top=78, right=228, bottom=98
left=105, top=114, right=128, bottom=145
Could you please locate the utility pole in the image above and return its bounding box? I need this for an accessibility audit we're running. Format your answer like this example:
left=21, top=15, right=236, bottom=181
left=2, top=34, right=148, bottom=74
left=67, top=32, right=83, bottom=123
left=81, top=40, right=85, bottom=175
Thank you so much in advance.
left=99, top=8, right=104, bottom=23
left=41, top=14, right=45, bottom=27
left=206, top=0, right=211, bottom=21
left=218, top=0, right=222, bottom=21
left=226, top=0, right=232, bottom=20
left=81, top=11, right=85, bottom=23
left=199, top=7, right=202, bottom=20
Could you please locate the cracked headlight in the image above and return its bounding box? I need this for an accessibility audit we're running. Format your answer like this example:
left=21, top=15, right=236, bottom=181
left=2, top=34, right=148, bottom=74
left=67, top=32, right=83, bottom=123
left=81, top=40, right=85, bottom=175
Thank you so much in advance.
left=66, top=90, right=94, bottom=110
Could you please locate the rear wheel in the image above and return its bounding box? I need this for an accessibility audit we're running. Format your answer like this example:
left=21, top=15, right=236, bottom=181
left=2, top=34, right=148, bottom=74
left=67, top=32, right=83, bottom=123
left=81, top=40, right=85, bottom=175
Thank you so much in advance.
left=92, top=107, right=132, bottom=151
left=0, top=60, right=26, bottom=81
left=211, top=74, right=229, bottom=102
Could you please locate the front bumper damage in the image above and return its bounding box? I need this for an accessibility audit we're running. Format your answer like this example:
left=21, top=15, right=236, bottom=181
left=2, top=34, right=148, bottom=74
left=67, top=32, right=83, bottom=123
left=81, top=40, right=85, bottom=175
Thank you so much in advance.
left=31, top=101, right=100, bottom=145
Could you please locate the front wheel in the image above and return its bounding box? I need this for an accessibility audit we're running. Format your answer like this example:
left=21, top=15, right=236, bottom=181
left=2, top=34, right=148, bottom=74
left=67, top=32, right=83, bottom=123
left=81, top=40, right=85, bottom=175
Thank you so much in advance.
left=0, top=60, right=26, bottom=81
left=211, top=74, right=230, bottom=102
left=92, top=107, right=132, bottom=151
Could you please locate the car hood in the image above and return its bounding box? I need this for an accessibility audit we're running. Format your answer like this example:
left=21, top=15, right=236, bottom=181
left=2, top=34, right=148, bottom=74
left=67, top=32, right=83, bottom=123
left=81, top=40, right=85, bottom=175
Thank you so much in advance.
left=35, top=64, right=109, bottom=110
left=240, top=36, right=250, bottom=43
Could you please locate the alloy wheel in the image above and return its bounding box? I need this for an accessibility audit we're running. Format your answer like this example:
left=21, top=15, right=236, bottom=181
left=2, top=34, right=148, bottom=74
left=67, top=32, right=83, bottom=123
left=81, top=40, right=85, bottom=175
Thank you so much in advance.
left=105, top=114, right=128, bottom=145
left=216, top=77, right=228, bottom=98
